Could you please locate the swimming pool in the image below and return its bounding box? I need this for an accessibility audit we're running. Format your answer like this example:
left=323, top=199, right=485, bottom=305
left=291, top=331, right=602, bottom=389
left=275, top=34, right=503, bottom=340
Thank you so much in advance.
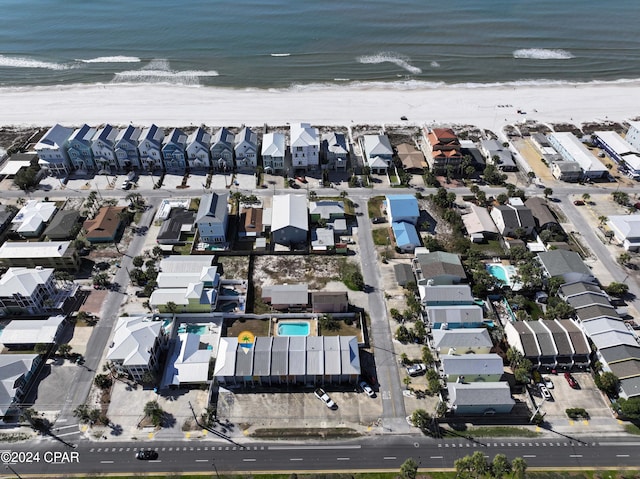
left=486, top=264, right=509, bottom=284
left=277, top=321, right=310, bottom=337
left=177, top=324, right=208, bottom=335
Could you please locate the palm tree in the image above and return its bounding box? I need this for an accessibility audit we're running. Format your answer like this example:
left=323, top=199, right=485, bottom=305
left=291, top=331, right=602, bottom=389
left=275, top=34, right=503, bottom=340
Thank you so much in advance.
left=598, top=215, right=608, bottom=225
left=581, top=193, right=591, bottom=203
left=618, top=252, right=632, bottom=267
left=511, top=457, right=527, bottom=479
left=492, top=453, right=511, bottom=479
left=543, top=187, right=553, bottom=198
left=403, top=376, right=412, bottom=390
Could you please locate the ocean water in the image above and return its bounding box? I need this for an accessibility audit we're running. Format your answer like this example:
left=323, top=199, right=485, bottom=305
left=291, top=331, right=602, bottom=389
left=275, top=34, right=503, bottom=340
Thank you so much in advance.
left=1, top=0, right=639, bottom=90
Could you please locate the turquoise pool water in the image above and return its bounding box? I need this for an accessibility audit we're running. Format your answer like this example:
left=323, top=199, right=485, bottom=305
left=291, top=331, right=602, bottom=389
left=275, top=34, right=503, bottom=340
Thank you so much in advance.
left=278, top=322, right=310, bottom=337
left=178, top=324, right=208, bottom=335
left=487, top=264, right=509, bottom=284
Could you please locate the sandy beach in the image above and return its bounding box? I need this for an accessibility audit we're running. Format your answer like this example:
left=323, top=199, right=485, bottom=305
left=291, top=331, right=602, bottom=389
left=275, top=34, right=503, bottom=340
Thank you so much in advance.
left=1, top=81, right=639, bottom=130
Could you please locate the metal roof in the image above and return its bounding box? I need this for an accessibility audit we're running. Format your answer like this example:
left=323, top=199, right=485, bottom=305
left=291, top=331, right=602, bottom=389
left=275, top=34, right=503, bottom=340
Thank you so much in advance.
left=252, top=337, right=272, bottom=376
left=323, top=336, right=341, bottom=375
left=271, top=194, right=308, bottom=233
left=447, top=382, right=514, bottom=407
left=542, top=320, right=573, bottom=355
left=557, top=319, right=590, bottom=355
left=525, top=321, right=556, bottom=356
left=306, top=336, right=324, bottom=375
left=511, top=322, right=540, bottom=357
left=441, top=354, right=504, bottom=376
left=288, top=336, right=306, bottom=375
left=270, top=336, right=289, bottom=376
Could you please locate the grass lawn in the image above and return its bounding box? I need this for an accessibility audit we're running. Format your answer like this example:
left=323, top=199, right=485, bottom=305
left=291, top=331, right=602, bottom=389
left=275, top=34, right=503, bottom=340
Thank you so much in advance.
left=372, top=227, right=391, bottom=246
left=624, top=423, right=640, bottom=435
left=173, top=242, right=194, bottom=255
left=469, top=239, right=505, bottom=257
left=442, top=425, right=540, bottom=438
left=368, top=195, right=385, bottom=218
left=189, top=198, right=200, bottom=210
left=525, top=299, right=544, bottom=320
left=225, top=317, right=271, bottom=337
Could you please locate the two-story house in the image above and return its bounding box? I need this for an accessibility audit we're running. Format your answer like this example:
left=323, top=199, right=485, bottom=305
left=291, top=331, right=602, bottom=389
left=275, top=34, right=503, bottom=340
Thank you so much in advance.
left=114, top=125, right=142, bottom=170
left=162, top=128, right=188, bottom=170
left=35, top=124, right=73, bottom=176
left=234, top=127, right=258, bottom=170
left=261, top=133, right=286, bottom=174
left=210, top=127, right=235, bottom=171
left=67, top=124, right=97, bottom=171
left=321, top=132, right=349, bottom=170
left=186, top=127, right=211, bottom=169
left=0, top=267, right=60, bottom=315
left=195, top=192, right=229, bottom=244
left=290, top=123, right=319, bottom=171
left=91, top=124, right=119, bottom=172
left=362, top=134, right=393, bottom=174
left=423, top=127, right=463, bottom=175
left=138, top=124, right=165, bottom=170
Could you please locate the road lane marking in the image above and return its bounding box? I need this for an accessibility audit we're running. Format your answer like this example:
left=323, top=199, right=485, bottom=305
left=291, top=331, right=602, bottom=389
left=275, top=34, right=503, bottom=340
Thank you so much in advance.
left=243, top=459, right=256, bottom=462
left=523, top=455, right=536, bottom=458
left=616, top=455, right=630, bottom=458
left=337, top=457, right=350, bottom=461
left=290, top=458, right=303, bottom=461
left=195, top=459, right=208, bottom=462
left=100, top=461, right=114, bottom=464
left=569, top=455, right=583, bottom=458
left=430, top=456, right=443, bottom=459
left=383, top=456, right=396, bottom=460
left=269, top=445, right=361, bottom=450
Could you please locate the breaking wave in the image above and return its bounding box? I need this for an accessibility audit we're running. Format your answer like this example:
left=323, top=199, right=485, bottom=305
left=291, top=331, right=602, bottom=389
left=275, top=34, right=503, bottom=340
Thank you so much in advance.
left=357, top=53, right=422, bottom=74
left=113, top=59, right=218, bottom=86
left=0, top=55, right=70, bottom=70
left=513, top=49, right=574, bottom=60
left=78, top=56, right=141, bottom=63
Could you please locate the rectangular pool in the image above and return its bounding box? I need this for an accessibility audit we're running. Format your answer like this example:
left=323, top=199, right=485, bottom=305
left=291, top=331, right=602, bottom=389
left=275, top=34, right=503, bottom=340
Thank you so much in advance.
left=277, top=322, right=310, bottom=337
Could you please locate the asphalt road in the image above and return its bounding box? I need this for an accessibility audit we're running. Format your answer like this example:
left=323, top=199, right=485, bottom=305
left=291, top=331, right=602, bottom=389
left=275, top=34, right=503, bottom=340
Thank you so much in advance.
left=4, top=436, right=640, bottom=476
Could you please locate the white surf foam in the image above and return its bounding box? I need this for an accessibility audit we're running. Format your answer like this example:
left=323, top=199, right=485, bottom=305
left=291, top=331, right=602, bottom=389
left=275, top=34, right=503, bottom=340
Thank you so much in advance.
left=113, top=59, right=218, bottom=86
left=270, top=53, right=291, bottom=57
left=430, top=61, right=440, bottom=68
left=78, top=56, right=141, bottom=63
left=0, top=55, right=70, bottom=70
left=513, top=49, right=574, bottom=60
left=357, top=53, right=422, bottom=74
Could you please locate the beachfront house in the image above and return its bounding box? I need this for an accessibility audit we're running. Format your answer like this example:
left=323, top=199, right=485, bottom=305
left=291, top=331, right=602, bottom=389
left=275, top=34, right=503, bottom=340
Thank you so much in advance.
left=106, top=316, right=168, bottom=382
left=362, top=134, right=392, bottom=174
left=195, top=192, right=229, bottom=244
left=114, top=125, right=142, bottom=170
left=162, top=128, right=188, bottom=170
left=480, top=139, right=517, bottom=171
left=138, top=124, right=165, bottom=170
left=290, top=123, right=320, bottom=171
left=234, top=127, right=258, bottom=170
left=547, top=132, right=607, bottom=179
left=67, top=124, right=97, bottom=171
left=321, top=132, right=349, bottom=170
left=626, top=121, right=640, bottom=152
left=186, top=127, right=211, bottom=169
left=423, top=127, right=463, bottom=175
left=91, top=124, right=119, bottom=172
left=271, top=194, right=309, bottom=247
left=210, top=127, right=235, bottom=172
left=261, top=133, right=286, bottom=174
left=594, top=130, right=640, bottom=179
left=35, top=124, right=73, bottom=176
left=397, top=143, right=427, bottom=173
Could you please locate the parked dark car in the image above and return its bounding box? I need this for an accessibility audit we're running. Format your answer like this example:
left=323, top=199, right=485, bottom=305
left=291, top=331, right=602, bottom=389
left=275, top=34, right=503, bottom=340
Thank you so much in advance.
left=136, top=450, right=158, bottom=460
left=564, top=372, right=579, bottom=389
left=372, top=216, right=386, bottom=224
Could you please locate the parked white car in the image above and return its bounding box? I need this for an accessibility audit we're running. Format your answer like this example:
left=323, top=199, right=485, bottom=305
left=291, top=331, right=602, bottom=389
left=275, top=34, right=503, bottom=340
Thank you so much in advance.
left=314, top=388, right=336, bottom=409
left=359, top=381, right=375, bottom=398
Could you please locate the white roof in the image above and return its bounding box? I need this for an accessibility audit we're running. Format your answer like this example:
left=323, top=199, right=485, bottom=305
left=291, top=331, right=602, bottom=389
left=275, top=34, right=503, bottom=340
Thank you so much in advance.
left=311, top=228, right=335, bottom=249
left=262, top=133, right=286, bottom=156
left=582, top=317, right=628, bottom=337
left=0, top=315, right=64, bottom=345
left=163, top=333, right=211, bottom=386
left=448, top=382, right=514, bottom=407
left=608, top=215, right=640, bottom=240
left=36, top=124, right=72, bottom=150
left=595, top=131, right=638, bottom=155
left=309, top=201, right=344, bottom=219
left=107, top=316, right=162, bottom=367
left=0, top=354, right=38, bottom=416
left=0, top=241, right=71, bottom=259
left=463, top=204, right=498, bottom=235
left=432, top=328, right=493, bottom=350
left=290, top=123, right=319, bottom=148
left=592, top=330, right=640, bottom=349
left=12, top=200, right=57, bottom=234
left=0, top=160, right=32, bottom=176
left=441, top=353, right=504, bottom=376
left=271, top=194, right=308, bottom=232
left=0, top=267, right=54, bottom=296
left=159, top=255, right=214, bottom=273
left=213, top=337, right=237, bottom=376
left=157, top=267, right=218, bottom=288
left=549, top=132, right=607, bottom=173
left=363, top=135, right=392, bottom=158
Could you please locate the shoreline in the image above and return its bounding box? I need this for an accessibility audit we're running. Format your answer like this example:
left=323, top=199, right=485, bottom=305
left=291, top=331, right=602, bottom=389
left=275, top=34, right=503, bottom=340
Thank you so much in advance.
left=0, top=81, right=639, bottom=131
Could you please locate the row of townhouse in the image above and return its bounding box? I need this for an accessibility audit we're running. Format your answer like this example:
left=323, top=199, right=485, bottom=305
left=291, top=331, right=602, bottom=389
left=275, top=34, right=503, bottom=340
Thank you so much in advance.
left=35, top=123, right=349, bottom=177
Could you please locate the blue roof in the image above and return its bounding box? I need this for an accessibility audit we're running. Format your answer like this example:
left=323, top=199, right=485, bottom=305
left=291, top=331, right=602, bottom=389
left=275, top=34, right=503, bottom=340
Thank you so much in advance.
left=386, top=195, right=419, bottom=219
left=392, top=221, right=421, bottom=248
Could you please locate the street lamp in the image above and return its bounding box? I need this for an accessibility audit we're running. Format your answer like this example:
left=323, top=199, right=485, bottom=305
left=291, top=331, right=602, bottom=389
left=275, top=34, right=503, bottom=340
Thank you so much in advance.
left=5, top=464, right=23, bottom=479
left=211, top=458, right=220, bottom=478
